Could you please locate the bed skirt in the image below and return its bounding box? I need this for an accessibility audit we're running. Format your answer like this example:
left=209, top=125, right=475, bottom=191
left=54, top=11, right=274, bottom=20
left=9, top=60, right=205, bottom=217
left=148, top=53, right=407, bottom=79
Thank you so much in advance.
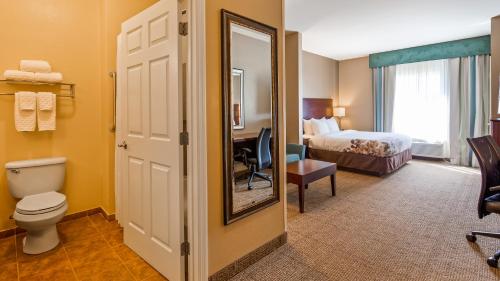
left=308, top=148, right=412, bottom=176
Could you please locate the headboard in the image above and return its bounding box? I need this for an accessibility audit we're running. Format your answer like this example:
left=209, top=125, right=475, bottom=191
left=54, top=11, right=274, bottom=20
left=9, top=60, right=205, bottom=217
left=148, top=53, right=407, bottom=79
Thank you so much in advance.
left=302, top=98, right=333, bottom=119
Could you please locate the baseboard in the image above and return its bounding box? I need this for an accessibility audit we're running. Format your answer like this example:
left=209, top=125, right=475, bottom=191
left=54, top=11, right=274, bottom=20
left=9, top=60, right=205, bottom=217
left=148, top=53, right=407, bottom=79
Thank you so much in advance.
left=0, top=206, right=116, bottom=239
left=208, top=232, right=287, bottom=281
left=412, top=155, right=447, bottom=162
left=98, top=207, right=116, bottom=221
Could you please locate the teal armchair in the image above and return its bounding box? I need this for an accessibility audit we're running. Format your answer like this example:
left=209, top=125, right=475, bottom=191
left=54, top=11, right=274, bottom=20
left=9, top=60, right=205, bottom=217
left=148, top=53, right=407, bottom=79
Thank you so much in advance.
left=286, top=144, right=306, bottom=163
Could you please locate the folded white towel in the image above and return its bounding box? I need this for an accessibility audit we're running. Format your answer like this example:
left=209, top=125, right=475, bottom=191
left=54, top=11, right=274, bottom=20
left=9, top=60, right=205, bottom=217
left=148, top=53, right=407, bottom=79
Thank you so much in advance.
left=20, top=60, right=51, bottom=73
left=34, top=72, right=63, bottom=83
left=4, top=70, right=35, bottom=81
left=19, top=92, right=36, bottom=110
left=37, top=92, right=54, bottom=110
left=37, top=92, right=56, bottom=131
left=14, top=92, right=36, bottom=132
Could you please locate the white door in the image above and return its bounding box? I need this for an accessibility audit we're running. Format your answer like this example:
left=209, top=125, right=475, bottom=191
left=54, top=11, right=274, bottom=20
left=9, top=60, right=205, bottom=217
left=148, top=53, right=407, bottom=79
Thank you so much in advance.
left=117, top=1, right=183, bottom=280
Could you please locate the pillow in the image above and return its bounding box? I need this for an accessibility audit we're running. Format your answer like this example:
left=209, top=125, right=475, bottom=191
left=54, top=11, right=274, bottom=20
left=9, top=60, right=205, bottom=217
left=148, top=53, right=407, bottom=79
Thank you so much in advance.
left=303, top=119, right=313, bottom=135
left=311, top=118, right=329, bottom=136
left=325, top=117, right=340, bottom=132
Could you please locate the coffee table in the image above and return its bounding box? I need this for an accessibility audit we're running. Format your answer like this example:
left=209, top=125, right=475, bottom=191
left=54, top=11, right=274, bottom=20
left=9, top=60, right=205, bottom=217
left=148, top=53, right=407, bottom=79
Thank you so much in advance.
left=286, top=159, right=337, bottom=213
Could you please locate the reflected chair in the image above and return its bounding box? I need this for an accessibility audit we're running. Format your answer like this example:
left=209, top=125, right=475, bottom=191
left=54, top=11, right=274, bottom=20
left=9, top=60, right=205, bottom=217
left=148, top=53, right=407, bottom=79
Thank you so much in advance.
left=241, top=128, right=272, bottom=190
left=466, top=136, right=500, bottom=268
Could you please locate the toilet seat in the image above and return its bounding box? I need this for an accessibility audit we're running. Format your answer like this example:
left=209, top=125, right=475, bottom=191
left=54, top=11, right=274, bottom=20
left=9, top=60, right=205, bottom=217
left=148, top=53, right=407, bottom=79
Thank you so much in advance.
left=16, top=191, right=66, bottom=215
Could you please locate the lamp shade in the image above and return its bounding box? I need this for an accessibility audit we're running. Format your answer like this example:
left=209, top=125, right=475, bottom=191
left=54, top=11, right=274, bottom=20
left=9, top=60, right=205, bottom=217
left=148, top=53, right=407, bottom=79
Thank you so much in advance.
left=333, top=107, right=345, bottom=117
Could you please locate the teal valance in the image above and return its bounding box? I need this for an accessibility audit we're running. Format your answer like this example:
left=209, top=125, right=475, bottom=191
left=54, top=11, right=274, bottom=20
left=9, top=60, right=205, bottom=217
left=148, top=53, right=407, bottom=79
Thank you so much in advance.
left=369, top=35, right=491, bottom=68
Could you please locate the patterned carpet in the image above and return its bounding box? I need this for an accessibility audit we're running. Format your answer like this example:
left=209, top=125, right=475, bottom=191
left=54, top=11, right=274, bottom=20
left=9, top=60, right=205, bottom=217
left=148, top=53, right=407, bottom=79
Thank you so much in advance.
left=230, top=160, right=500, bottom=281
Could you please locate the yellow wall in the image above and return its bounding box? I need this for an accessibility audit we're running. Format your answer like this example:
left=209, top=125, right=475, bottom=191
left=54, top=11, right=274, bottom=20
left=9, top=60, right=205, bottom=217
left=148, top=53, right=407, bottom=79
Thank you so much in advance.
left=285, top=32, right=302, bottom=144
left=206, top=0, right=286, bottom=275
left=491, top=16, right=500, bottom=118
left=0, top=0, right=157, bottom=232
left=338, top=56, right=373, bottom=131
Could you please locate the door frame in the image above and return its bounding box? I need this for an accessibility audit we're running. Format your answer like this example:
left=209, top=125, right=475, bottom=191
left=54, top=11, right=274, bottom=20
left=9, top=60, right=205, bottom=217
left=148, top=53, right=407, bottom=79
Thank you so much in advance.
left=115, top=0, right=208, bottom=280
left=185, top=0, right=208, bottom=280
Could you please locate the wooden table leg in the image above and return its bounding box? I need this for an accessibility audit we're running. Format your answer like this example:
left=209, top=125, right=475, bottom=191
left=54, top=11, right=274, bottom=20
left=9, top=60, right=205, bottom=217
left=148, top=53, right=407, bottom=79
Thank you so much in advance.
left=330, top=173, right=336, bottom=196
left=298, top=184, right=305, bottom=213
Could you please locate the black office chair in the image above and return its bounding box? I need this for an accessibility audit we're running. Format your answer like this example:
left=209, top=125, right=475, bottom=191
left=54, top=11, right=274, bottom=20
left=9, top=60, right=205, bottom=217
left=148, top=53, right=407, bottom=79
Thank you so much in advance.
left=241, top=128, right=272, bottom=190
left=466, top=136, right=500, bottom=267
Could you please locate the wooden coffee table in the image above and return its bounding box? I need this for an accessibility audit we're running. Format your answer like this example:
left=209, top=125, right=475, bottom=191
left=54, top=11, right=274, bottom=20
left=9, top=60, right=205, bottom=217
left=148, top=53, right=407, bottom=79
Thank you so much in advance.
left=286, top=159, right=337, bottom=213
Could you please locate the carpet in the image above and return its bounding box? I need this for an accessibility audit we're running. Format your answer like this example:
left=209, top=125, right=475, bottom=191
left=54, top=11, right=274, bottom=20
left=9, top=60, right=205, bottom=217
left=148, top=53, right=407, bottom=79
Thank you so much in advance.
left=233, top=169, right=273, bottom=212
left=230, top=160, right=500, bottom=281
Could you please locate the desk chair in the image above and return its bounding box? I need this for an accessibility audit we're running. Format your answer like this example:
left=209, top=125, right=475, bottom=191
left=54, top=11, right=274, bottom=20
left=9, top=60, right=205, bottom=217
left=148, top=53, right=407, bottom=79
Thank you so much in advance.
left=241, top=128, right=272, bottom=190
left=466, top=136, right=500, bottom=267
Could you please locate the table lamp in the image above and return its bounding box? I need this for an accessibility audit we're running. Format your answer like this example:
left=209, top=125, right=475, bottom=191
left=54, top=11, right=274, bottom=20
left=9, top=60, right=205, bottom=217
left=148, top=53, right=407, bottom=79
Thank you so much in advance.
left=333, top=107, right=345, bottom=129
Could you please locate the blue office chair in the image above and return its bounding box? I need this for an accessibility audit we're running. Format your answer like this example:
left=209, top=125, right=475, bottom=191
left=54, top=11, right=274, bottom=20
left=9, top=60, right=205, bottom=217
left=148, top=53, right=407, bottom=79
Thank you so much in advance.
left=241, top=128, right=272, bottom=190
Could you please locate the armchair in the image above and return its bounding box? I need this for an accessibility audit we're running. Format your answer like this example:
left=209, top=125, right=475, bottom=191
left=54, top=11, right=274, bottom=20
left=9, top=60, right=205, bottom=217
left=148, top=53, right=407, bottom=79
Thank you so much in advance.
left=286, top=143, right=306, bottom=163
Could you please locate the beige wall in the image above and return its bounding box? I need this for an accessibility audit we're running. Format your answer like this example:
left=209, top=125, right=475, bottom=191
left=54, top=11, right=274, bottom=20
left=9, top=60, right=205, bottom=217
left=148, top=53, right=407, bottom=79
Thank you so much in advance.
left=302, top=51, right=339, bottom=103
left=232, top=33, right=272, bottom=135
left=285, top=32, right=302, bottom=143
left=0, top=0, right=157, bottom=232
left=206, top=0, right=286, bottom=275
left=339, top=57, right=373, bottom=131
left=492, top=16, right=500, bottom=119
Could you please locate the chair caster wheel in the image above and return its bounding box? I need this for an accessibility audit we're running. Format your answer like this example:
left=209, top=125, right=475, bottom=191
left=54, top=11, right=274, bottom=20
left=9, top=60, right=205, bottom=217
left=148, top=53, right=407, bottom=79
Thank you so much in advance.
left=466, top=234, right=477, bottom=243
left=487, top=257, right=498, bottom=268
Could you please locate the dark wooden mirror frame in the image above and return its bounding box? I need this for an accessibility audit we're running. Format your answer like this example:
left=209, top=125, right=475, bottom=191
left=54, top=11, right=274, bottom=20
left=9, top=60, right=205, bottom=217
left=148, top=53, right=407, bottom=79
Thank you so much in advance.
left=221, top=9, right=280, bottom=225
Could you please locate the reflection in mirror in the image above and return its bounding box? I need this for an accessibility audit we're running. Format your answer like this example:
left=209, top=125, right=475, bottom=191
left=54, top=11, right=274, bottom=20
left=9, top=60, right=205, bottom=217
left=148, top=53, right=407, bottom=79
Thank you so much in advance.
left=231, top=23, right=273, bottom=214
left=222, top=10, right=279, bottom=224
left=232, top=69, right=244, bottom=129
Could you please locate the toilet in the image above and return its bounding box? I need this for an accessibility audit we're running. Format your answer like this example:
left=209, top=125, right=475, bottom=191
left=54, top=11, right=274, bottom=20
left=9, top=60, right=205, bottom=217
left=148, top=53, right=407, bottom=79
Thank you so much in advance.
left=5, top=157, right=68, bottom=254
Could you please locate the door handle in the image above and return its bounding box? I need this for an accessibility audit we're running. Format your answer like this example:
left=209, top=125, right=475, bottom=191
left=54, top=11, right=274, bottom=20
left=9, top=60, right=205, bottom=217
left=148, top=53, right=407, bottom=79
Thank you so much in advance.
left=118, top=141, right=128, bottom=150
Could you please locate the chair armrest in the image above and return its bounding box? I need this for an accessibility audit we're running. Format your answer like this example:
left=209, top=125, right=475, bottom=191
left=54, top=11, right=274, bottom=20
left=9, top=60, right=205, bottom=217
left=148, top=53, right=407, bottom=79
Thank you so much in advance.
left=286, top=144, right=306, bottom=160
left=490, top=185, right=500, bottom=192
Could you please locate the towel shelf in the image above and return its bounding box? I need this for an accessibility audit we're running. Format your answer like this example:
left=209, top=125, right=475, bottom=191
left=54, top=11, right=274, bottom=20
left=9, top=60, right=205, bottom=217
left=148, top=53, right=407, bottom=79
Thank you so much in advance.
left=0, top=79, right=75, bottom=98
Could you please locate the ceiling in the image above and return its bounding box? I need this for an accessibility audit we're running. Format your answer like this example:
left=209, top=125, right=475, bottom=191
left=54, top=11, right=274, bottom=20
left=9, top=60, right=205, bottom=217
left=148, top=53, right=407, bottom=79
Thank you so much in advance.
left=285, top=0, right=500, bottom=60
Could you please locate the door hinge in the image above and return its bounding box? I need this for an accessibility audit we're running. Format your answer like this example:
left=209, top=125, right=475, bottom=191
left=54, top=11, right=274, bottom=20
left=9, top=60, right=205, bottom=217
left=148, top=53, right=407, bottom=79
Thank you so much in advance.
left=181, top=241, right=190, bottom=256
left=179, top=22, right=188, bottom=36
left=180, top=132, right=189, bottom=146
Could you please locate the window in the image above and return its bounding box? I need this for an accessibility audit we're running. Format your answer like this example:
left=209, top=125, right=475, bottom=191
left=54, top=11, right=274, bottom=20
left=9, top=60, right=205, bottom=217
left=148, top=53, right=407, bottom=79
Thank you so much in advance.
left=392, top=60, right=449, bottom=145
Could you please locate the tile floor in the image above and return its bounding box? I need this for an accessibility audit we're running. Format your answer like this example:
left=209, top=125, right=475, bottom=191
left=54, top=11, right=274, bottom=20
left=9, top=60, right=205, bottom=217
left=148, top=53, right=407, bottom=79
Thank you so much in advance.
left=0, top=213, right=168, bottom=281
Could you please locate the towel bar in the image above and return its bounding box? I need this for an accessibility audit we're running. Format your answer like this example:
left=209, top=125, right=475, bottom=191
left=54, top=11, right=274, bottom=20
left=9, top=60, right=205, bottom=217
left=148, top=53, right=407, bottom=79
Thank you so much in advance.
left=0, top=79, right=75, bottom=98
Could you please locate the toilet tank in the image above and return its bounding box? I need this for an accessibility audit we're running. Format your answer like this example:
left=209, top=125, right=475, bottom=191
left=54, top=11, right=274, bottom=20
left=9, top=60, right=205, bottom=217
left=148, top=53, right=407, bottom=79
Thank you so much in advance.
left=5, top=157, right=66, bottom=199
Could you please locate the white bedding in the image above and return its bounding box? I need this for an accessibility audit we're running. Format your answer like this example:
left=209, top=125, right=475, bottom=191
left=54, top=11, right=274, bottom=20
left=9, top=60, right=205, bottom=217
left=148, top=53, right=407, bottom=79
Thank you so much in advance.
left=308, top=130, right=412, bottom=157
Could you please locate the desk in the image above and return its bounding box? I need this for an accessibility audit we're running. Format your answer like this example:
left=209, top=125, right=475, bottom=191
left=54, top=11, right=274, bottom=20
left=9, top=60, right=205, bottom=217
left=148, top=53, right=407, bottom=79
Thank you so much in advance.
left=233, top=132, right=259, bottom=143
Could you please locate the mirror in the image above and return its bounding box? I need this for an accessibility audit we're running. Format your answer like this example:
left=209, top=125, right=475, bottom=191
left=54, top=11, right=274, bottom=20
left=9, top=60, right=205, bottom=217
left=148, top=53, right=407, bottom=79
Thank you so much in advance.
left=232, top=68, right=244, bottom=129
left=221, top=10, right=279, bottom=224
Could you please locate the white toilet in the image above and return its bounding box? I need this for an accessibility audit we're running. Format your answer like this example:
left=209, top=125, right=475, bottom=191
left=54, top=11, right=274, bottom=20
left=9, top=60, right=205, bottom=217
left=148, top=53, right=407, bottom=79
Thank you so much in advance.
left=5, top=157, right=68, bottom=254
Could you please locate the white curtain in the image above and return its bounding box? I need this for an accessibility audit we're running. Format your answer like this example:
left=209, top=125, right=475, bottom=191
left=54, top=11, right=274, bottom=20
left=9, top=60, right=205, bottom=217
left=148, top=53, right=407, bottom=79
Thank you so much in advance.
left=383, top=66, right=396, bottom=132
left=391, top=59, right=451, bottom=157
left=449, top=55, right=490, bottom=167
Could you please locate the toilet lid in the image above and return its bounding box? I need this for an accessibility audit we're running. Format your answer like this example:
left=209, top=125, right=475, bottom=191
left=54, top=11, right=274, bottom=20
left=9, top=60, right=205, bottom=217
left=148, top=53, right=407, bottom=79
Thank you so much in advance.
left=16, top=191, right=66, bottom=215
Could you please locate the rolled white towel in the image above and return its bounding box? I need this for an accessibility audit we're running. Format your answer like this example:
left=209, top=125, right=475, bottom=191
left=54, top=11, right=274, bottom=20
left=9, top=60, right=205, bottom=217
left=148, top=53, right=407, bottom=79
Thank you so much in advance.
left=34, top=72, right=63, bottom=83
left=3, top=70, right=35, bottom=81
left=20, top=60, right=51, bottom=73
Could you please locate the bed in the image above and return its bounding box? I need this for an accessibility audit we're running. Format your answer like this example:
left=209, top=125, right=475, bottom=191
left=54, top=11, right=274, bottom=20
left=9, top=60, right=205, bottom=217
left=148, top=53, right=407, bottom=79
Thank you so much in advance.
left=303, top=98, right=412, bottom=176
